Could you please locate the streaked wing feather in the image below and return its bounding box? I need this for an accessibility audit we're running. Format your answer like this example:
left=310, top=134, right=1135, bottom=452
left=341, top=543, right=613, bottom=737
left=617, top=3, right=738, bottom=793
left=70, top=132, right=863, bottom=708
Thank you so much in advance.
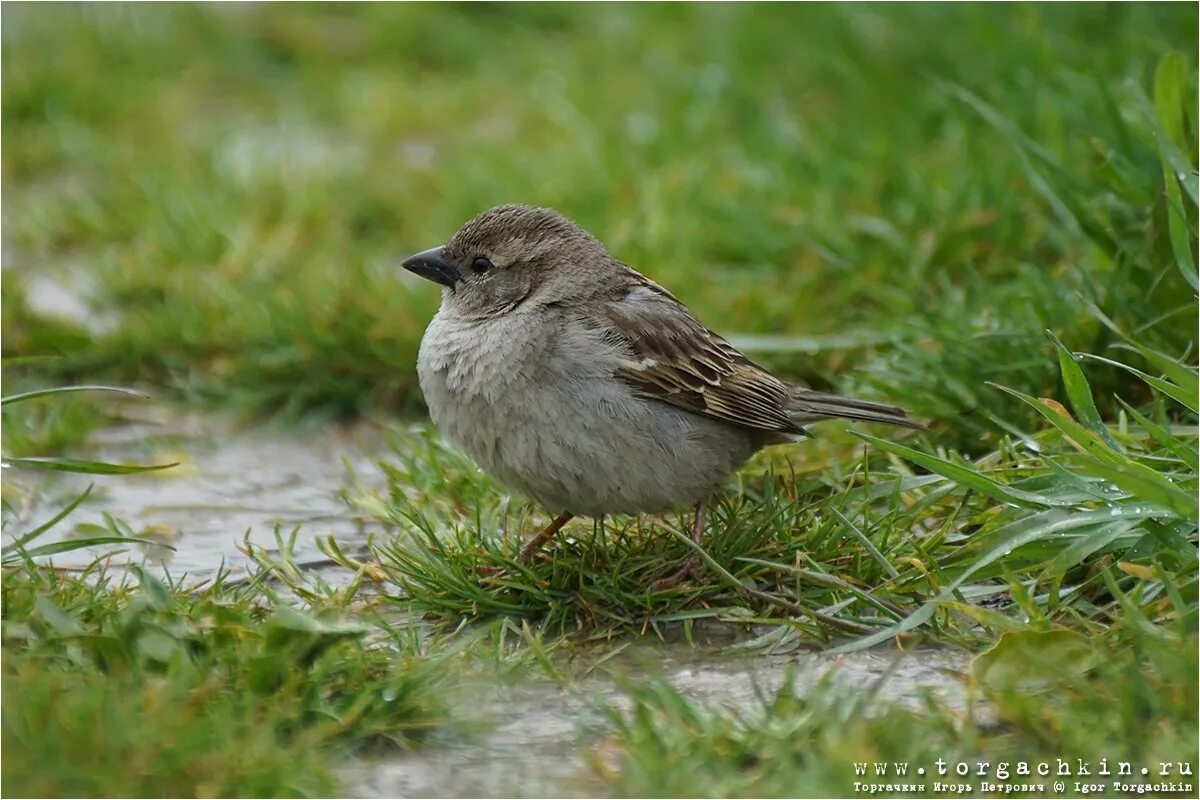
left=597, top=275, right=803, bottom=435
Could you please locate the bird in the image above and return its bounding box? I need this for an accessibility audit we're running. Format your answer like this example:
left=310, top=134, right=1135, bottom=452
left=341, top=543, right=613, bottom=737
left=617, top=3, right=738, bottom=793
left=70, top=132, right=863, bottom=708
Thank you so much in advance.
left=402, top=204, right=921, bottom=587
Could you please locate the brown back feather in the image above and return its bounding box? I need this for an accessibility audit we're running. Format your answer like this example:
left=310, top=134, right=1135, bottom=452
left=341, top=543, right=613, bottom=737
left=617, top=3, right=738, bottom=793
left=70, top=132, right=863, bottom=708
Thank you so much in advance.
left=593, top=271, right=806, bottom=436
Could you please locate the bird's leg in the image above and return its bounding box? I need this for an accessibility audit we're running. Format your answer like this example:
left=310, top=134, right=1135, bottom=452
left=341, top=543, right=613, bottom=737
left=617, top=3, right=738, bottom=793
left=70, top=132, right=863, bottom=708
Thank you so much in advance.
left=519, top=511, right=575, bottom=564
left=652, top=497, right=708, bottom=590
left=477, top=511, right=574, bottom=578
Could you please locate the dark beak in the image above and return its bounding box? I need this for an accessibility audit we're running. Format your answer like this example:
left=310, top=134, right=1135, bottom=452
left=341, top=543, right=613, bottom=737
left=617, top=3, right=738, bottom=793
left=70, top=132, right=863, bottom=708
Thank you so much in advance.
left=402, top=246, right=459, bottom=288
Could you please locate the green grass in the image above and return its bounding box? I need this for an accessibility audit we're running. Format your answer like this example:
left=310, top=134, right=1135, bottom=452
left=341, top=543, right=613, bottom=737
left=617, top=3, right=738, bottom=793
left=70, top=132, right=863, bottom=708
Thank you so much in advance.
left=592, top=625, right=1198, bottom=798
left=0, top=384, right=452, bottom=798
left=1, top=4, right=1197, bottom=798
left=0, top=564, right=448, bottom=798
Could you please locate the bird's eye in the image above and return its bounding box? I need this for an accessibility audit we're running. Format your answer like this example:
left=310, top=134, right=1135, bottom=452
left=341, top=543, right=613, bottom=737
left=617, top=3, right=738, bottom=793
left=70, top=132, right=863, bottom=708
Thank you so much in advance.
left=471, top=256, right=494, bottom=274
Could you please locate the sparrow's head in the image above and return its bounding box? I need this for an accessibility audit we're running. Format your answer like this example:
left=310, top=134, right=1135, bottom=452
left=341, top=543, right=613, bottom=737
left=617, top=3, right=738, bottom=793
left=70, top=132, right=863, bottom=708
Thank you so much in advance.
left=402, top=204, right=618, bottom=317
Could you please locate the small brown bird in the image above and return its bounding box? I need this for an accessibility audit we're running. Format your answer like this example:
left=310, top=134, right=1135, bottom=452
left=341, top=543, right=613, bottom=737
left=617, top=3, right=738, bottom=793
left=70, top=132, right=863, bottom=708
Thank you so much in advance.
left=403, top=205, right=920, bottom=586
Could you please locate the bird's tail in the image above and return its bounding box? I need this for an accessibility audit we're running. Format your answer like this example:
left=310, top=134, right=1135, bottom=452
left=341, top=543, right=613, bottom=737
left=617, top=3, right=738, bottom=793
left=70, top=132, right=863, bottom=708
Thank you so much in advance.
left=787, top=388, right=924, bottom=429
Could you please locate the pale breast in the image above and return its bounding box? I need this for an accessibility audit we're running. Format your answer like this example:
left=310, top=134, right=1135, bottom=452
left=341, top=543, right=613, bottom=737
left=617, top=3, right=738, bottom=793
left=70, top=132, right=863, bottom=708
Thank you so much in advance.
left=416, top=308, right=759, bottom=516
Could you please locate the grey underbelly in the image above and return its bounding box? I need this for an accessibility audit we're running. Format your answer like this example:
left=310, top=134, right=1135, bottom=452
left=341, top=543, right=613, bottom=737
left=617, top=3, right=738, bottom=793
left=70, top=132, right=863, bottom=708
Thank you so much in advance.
left=422, top=373, right=759, bottom=516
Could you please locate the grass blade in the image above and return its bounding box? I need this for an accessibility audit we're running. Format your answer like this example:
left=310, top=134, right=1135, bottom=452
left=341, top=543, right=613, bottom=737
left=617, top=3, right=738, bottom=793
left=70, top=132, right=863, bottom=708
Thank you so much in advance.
left=18, top=537, right=174, bottom=561
left=991, top=383, right=1196, bottom=519
left=1161, top=147, right=1198, bottom=292
left=1077, top=354, right=1198, bottom=413
left=1073, top=460, right=1197, bottom=521
left=1038, top=519, right=1140, bottom=581
left=0, top=385, right=150, bottom=407
left=829, top=507, right=899, bottom=578
left=1, top=485, right=94, bottom=554
left=2, top=457, right=179, bottom=475
left=1116, top=396, right=1198, bottom=472
left=1084, top=302, right=1199, bottom=400
left=1047, top=330, right=1121, bottom=451
left=990, top=383, right=1124, bottom=467
left=854, top=432, right=1069, bottom=508
left=831, top=506, right=1164, bottom=653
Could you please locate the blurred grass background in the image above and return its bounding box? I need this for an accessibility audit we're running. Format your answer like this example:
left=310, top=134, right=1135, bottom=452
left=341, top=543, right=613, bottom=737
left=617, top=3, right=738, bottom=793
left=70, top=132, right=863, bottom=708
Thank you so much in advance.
left=3, top=3, right=1195, bottom=442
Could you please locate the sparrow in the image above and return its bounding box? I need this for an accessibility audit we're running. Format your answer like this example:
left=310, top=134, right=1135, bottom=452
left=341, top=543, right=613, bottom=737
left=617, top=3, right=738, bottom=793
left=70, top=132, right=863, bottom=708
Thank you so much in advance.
left=403, top=204, right=921, bottom=587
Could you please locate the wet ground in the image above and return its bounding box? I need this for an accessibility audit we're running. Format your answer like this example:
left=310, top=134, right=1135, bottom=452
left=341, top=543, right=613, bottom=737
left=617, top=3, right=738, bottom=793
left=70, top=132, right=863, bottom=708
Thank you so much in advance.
left=348, top=643, right=970, bottom=798
left=4, top=408, right=973, bottom=797
left=2, top=407, right=389, bottom=581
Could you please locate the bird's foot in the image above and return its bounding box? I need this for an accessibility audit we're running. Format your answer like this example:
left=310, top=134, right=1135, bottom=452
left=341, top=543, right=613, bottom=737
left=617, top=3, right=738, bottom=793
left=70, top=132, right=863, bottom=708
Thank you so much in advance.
left=651, top=554, right=703, bottom=591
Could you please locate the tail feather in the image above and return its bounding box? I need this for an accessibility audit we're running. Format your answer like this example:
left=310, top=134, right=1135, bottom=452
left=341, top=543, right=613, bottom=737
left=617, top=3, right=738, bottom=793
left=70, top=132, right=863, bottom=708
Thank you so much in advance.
left=788, top=389, right=925, bottom=430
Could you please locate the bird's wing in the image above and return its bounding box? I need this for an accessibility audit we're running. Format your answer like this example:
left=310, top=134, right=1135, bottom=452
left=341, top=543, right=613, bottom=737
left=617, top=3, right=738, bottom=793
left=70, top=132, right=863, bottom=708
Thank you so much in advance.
left=594, top=274, right=804, bottom=435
